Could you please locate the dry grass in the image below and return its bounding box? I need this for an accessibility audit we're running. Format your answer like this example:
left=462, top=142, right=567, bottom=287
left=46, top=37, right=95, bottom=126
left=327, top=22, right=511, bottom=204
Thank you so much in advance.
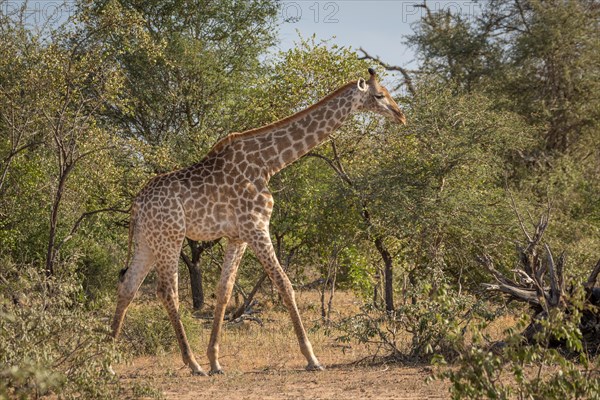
left=115, top=288, right=451, bottom=399
left=185, top=290, right=373, bottom=371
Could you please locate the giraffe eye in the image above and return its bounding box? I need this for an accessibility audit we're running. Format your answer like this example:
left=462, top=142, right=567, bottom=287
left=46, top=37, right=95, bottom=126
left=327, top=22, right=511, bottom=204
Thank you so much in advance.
left=374, top=93, right=385, bottom=100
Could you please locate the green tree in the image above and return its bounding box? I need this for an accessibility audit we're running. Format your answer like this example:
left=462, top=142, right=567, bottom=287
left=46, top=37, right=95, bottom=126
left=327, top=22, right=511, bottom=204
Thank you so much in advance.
left=368, top=81, right=532, bottom=288
left=0, top=0, right=155, bottom=279
left=249, top=38, right=408, bottom=310
left=406, top=2, right=504, bottom=92
left=79, top=0, right=280, bottom=308
left=505, top=0, right=600, bottom=154
left=407, top=0, right=600, bottom=156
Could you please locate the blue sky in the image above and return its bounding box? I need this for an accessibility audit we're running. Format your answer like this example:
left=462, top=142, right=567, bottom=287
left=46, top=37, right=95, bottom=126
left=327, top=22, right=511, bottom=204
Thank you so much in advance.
left=277, top=1, right=418, bottom=68
left=8, top=0, right=482, bottom=70
left=6, top=1, right=417, bottom=68
left=276, top=1, right=484, bottom=69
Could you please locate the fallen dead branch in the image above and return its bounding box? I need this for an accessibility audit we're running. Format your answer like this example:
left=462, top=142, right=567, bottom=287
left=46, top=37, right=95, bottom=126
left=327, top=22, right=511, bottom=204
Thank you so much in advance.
left=480, top=209, right=600, bottom=353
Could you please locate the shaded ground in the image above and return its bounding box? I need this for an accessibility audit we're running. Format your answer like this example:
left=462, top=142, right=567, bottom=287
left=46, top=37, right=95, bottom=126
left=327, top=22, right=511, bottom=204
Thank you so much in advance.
left=115, top=290, right=451, bottom=399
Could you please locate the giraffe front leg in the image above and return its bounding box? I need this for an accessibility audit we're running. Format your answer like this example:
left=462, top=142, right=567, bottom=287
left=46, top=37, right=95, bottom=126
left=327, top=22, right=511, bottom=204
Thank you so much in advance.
left=246, top=230, right=324, bottom=372
left=207, top=239, right=247, bottom=375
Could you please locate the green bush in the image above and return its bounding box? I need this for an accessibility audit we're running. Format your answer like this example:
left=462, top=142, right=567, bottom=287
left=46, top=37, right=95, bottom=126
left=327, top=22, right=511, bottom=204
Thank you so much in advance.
left=0, top=262, right=120, bottom=399
left=335, top=280, right=493, bottom=362
left=120, top=301, right=199, bottom=357
left=435, top=287, right=600, bottom=400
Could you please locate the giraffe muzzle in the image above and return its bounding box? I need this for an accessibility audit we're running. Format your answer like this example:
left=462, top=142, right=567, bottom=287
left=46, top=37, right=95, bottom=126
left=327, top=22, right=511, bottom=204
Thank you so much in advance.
left=388, top=106, right=406, bottom=125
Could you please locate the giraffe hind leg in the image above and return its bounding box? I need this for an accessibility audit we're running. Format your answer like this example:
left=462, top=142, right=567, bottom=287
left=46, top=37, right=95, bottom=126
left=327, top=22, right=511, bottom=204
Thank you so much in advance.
left=111, top=238, right=154, bottom=340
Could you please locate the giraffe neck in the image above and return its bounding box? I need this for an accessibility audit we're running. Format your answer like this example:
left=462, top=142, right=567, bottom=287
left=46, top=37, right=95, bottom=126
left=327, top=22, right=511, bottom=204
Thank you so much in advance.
left=255, top=83, right=359, bottom=176
left=203, top=83, right=360, bottom=179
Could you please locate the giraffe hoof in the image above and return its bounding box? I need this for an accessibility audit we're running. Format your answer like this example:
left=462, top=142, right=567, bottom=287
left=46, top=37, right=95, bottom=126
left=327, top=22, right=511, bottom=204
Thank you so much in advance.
left=209, top=369, right=225, bottom=376
left=191, top=369, right=208, bottom=377
left=306, top=363, right=325, bottom=372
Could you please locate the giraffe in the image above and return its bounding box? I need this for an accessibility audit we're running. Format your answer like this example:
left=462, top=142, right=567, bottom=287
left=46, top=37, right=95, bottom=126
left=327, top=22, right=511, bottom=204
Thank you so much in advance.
left=110, top=68, right=406, bottom=376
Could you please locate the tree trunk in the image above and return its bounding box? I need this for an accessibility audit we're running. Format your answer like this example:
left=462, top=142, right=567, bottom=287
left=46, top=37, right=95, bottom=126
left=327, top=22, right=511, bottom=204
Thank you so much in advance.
left=374, top=236, right=394, bottom=312
left=306, top=147, right=397, bottom=312
left=320, top=246, right=340, bottom=321
left=373, top=271, right=381, bottom=308
left=45, top=162, right=74, bottom=276
left=180, top=238, right=220, bottom=311
left=362, top=204, right=395, bottom=312
left=231, top=272, right=267, bottom=320
left=187, top=252, right=204, bottom=310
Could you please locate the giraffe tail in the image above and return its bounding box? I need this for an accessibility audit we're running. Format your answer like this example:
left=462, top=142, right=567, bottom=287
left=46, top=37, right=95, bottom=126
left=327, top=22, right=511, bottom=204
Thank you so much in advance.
left=119, top=203, right=138, bottom=282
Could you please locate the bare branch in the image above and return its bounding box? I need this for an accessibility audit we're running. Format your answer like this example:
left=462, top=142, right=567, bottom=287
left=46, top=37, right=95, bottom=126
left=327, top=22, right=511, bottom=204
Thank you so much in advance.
left=72, top=145, right=116, bottom=164
left=545, top=244, right=561, bottom=307
left=227, top=313, right=263, bottom=327
left=55, top=207, right=128, bottom=252
left=482, top=283, right=540, bottom=305
left=477, top=254, right=542, bottom=306
left=585, top=259, right=600, bottom=289
left=530, top=213, right=548, bottom=251
left=476, top=254, right=518, bottom=287
left=358, top=47, right=416, bottom=96
left=556, top=251, right=565, bottom=292
left=231, top=272, right=268, bottom=320
left=512, top=269, right=535, bottom=286
left=414, top=1, right=433, bottom=21
left=508, top=189, right=532, bottom=243
left=513, top=0, right=532, bottom=34
left=330, top=141, right=347, bottom=178
left=305, top=151, right=353, bottom=186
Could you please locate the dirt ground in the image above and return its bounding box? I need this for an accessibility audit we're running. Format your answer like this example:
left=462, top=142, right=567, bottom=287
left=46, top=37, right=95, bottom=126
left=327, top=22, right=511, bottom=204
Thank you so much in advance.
left=115, top=290, right=451, bottom=399
left=118, top=355, right=448, bottom=399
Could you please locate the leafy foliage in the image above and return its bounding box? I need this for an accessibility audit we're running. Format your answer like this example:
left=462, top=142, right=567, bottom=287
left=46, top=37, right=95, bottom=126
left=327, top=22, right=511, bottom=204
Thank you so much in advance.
left=1, top=0, right=599, bottom=397
left=0, top=262, right=120, bottom=399
left=120, top=302, right=199, bottom=356
left=435, top=287, right=600, bottom=399
left=336, top=280, right=493, bottom=362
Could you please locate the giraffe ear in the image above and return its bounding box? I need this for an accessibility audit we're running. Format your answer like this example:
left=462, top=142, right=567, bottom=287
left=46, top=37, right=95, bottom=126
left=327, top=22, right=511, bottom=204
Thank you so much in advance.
left=367, top=68, right=378, bottom=84
left=357, top=78, right=368, bottom=92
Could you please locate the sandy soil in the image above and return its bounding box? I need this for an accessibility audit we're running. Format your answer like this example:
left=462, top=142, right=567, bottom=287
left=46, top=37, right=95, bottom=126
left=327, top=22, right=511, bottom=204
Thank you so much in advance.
left=115, top=290, right=451, bottom=399
left=118, top=355, right=448, bottom=400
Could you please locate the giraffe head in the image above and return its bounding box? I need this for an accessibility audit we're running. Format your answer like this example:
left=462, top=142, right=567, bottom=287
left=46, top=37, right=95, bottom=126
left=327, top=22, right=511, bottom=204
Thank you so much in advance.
left=356, top=68, right=406, bottom=125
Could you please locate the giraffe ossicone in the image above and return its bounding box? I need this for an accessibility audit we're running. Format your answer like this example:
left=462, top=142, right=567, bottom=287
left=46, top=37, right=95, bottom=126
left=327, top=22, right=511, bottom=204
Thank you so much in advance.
left=110, top=68, right=406, bottom=375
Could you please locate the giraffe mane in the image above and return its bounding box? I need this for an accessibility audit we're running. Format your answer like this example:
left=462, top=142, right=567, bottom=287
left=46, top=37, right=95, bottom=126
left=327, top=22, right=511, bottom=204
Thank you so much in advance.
left=205, top=81, right=358, bottom=157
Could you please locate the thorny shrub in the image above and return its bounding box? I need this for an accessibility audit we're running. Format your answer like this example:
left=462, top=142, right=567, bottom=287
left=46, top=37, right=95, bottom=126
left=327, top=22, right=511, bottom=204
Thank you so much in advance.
left=120, top=302, right=199, bottom=357
left=434, top=285, right=600, bottom=400
left=0, top=261, right=120, bottom=399
left=335, top=281, right=494, bottom=362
